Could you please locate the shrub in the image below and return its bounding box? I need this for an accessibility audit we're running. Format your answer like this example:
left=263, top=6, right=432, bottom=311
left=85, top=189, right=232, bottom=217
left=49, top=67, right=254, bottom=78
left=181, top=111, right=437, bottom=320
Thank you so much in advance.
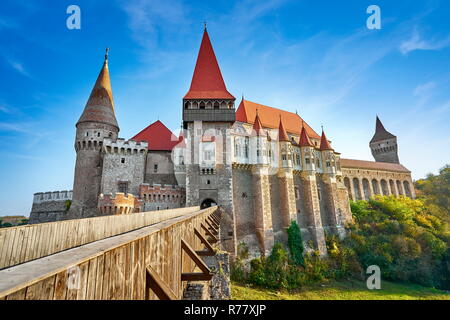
left=287, top=221, right=304, bottom=266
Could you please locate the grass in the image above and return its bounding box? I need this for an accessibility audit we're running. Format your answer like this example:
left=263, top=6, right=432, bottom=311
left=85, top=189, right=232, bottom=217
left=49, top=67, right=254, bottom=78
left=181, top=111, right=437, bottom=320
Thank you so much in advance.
left=232, top=280, right=450, bottom=300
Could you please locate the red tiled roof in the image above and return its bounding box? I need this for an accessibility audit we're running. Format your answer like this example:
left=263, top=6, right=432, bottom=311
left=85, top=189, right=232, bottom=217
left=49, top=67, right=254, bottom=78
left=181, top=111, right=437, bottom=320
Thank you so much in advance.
left=235, top=99, right=320, bottom=139
left=184, top=29, right=234, bottom=100
left=77, top=58, right=119, bottom=130
left=340, top=158, right=410, bottom=173
left=299, top=125, right=314, bottom=147
left=132, top=120, right=180, bottom=151
left=320, top=129, right=333, bottom=151
left=278, top=118, right=290, bottom=142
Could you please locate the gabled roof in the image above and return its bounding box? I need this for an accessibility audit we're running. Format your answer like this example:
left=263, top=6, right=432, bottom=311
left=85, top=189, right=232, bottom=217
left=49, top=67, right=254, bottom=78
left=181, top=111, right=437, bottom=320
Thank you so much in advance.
left=132, top=120, right=180, bottom=151
left=370, top=116, right=396, bottom=143
left=184, top=29, right=234, bottom=100
left=340, top=158, right=410, bottom=173
left=299, top=125, right=314, bottom=147
left=278, top=118, right=290, bottom=142
left=235, top=99, right=320, bottom=139
left=320, top=129, right=333, bottom=151
left=77, top=54, right=119, bottom=130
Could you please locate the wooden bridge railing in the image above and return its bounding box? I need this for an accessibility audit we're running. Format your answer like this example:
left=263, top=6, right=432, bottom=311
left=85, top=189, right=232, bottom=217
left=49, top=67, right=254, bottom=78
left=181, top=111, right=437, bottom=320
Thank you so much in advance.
left=0, top=206, right=200, bottom=270
left=0, top=206, right=222, bottom=300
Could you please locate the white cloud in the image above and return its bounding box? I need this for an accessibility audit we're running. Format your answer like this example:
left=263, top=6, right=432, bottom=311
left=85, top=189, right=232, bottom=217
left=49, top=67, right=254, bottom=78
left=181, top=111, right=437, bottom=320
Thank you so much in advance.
left=399, top=29, right=450, bottom=55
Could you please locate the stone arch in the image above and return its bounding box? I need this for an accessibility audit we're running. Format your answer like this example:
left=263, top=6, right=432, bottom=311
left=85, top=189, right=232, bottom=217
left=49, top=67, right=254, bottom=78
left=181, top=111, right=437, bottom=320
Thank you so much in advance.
left=184, top=101, right=190, bottom=109
left=396, top=180, right=403, bottom=195
left=199, top=101, right=205, bottom=109
left=200, top=198, right=217, bottom=209
left=403, top=181, right=412, bottom=198
left=353, top=178, right=362, bottom=200
left=372, top=179, right=380, bottom=195
left=362, top=178, right=371, bottom=200
left=389, top=179, right=397, bottom=196
left=380, top=179, right=389, bottom=196
left=214, top=101, right=219, bottom=109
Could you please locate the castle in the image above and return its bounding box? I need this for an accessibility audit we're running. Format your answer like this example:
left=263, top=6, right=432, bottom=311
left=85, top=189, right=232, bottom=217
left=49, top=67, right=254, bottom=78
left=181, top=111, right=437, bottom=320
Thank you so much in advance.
left=29, top=28, right=415, bottom=256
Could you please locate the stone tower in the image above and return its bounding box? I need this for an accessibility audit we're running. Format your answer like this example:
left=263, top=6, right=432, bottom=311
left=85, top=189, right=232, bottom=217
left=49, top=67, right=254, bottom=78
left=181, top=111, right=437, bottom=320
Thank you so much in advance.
left=370, top=116, right=399, bottom=164
left=68, top=50, right=120, bottom=219
left=182, top=27, right=237, bottom=254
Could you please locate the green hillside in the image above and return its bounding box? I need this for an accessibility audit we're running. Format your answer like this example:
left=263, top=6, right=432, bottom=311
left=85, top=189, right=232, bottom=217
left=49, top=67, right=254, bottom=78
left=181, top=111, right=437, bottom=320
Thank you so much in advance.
left=232, top=280, right=450, bottom=300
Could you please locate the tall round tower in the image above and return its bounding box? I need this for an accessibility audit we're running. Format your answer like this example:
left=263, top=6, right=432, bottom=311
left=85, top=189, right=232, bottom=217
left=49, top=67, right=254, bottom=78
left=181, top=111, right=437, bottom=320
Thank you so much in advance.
left=68, top=50, right=119, bottom=219
left=370, top=116, right=399, bottom=164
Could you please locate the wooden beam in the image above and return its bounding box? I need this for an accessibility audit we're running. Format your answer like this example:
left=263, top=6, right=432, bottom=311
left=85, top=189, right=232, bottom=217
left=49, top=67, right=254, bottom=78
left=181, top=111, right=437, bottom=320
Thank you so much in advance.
left=181, top=238, right=212, bottom=282
left=201, top=224, right=218, bottom=243
left=194, top=228, right=215, bottom=256
left=145, top=265, right=178, bottom=300
left=210, top=214, right=220, bottom=225
left=208, top=216, right=219, bottom=229
left=181, top=273, right=213, bottom=281
left=205, top=220, right=219, bottom=235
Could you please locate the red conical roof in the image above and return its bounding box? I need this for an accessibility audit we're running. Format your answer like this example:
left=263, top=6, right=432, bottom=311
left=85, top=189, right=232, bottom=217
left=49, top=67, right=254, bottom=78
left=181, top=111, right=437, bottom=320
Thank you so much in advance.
left=278, top=117, right=290, bottom=142
left=299, top=124, right=314, bottom=147
left=77, top=54, right=119, bottom=130
left=319, top=129, right=333, bottom=151
left=184, top=29, right=234, bottom=100
left=251, top=110, right=265, bottom=136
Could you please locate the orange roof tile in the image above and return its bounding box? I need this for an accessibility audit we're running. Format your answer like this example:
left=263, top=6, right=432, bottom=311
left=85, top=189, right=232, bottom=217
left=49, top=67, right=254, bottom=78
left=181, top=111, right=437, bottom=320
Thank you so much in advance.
left=340, top=158, right=410, bottom=173
left=184, top=29, right=234, bottom=100
left=235, top=99, right=320, bottom=139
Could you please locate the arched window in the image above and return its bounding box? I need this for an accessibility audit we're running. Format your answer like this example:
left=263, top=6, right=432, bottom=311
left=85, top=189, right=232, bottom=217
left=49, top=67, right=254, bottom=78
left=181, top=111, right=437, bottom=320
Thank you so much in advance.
left=353, top=178, right=362, bottom=200
left=403, top=181, right=412, bottom=198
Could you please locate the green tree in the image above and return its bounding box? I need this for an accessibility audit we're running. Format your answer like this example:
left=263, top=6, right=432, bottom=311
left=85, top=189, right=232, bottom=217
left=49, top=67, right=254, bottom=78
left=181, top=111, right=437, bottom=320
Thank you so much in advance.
left=287, top=220, right=304, bottom=266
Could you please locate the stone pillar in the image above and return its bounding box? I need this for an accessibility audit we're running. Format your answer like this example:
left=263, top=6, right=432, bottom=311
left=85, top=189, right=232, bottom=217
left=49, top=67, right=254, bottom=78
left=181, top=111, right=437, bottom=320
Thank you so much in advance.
left=300, top=172, right=327, bottom=255
left=349, top=177, right=356, bottom=201
left=321, top=174, right=347, bottom=239
left=252, top=165, right=274, bottom=256
left=278, top=168, right=297, bottom=232
left=368, top=178, right=374, bottom=198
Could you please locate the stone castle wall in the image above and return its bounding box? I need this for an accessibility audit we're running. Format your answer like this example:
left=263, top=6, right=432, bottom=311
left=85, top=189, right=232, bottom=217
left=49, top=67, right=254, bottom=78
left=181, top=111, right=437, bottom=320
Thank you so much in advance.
left=29, top=190, right=72, bottom=224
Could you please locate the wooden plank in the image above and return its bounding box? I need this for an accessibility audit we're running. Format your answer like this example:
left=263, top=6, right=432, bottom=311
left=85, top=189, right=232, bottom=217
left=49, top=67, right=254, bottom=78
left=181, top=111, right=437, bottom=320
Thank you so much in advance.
left=76, top=261, right=89, bottom=300
left=124, top=244, right=131, bottom=300
left=102, top=251, right=112, bottom=300
left=6, top=288, right=26, bottom=300
left=17, top=227, right=30, bottom=266
left=94, top=254, right=104, bottom=300
left=130, top=241, right=138, bottom=299
left=40, top=275, right=56, bottom=300
left=53, top=271, right=67, bottom=300
left=201, top=223, right=218, bottom=243
left=86, top=257, right=98, bottom=300
left=66, top=266, right=79, bottom=300
left=2, top=227, right=17, bottom=268
left=145, top=265, right=177, bottom=300
left=194, top=228, right=215, bottom=256
left=181, top=273, right=213, bottom=281
left=137, top=238, right=145, bottom=300
left=25, top=279, right=43, bottom=300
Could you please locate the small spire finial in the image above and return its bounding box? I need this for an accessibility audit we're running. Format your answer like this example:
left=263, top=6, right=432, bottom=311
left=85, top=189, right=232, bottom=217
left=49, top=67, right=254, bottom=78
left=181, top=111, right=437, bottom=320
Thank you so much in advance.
left=204, top=21, right=207, bottom=31
left=105, top=47, right=109, bottom=62
left=321, top=124, right=324, bottom=132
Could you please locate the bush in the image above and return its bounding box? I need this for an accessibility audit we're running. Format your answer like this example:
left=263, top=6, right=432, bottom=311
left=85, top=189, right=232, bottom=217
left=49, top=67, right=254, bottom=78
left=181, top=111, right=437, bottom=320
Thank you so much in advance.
left=287, top=221, right=304, bottom=266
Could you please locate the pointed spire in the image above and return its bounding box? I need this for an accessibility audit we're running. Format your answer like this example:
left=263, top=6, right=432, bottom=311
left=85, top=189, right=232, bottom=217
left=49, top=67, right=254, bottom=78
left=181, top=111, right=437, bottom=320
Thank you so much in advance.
left=251, top=109, right=265, bottom=136
left=299, top=121, right=314, bottom=147
left=77, top=49, right=119, bottom=130
left=278, top=116, right=290, bottom=142
left=320, top=128, right=333, bottom=151
left=184, top=29, right=235, bottom=100
left=370, top=115, right=396, bottom=143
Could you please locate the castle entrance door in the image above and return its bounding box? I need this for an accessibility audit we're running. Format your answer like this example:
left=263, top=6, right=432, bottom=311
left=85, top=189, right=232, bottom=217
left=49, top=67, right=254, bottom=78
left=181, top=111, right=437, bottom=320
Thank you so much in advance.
left=200, top=198, right=217, bottom=209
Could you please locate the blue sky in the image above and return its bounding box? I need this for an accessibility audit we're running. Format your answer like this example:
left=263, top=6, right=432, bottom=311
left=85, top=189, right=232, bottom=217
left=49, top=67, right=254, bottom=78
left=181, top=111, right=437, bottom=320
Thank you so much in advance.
left=1, top=0, right=449, bottom=216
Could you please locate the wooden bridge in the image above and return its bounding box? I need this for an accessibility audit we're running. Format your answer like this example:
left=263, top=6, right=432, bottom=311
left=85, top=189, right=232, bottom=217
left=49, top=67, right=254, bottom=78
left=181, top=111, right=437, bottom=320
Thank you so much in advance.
left=0, top=206, right=223, bottom=300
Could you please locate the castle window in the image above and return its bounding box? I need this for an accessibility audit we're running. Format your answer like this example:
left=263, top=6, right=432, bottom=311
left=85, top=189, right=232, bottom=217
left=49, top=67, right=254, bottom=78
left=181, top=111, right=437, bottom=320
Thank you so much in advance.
left=296, top=154, right=300, bottom=164
left=154, top=164, right=158, bottom=173
left=118, top=181, right=128, bottom=194
left=282, top=154, right=287, bottom=160
left=121, top=158, right=125, bottom=164
left=199, top=102, right=205, bottom=109
left=97, top=132, right=100, bottom=137
left=305, top=158, right=310, bottom=164
left=242, top=192, right=247, bottom=198
left=207, top=180, right=210, bottom=185
left=316, top=159, right=321, bottom=168
left=326, top=161, right=331, bottom=167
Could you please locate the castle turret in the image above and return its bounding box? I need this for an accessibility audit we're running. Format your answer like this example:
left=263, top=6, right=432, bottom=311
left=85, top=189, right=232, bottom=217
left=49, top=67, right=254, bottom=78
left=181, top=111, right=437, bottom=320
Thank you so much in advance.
left=370, top=116, right=399, bottom=164
left=298, top=124, right=327, bottom=254
left=68, top=49, right=119, bottom=219
left=250, top=111, right=267, bottom=164
left=182, top=27, right=237, bottom=254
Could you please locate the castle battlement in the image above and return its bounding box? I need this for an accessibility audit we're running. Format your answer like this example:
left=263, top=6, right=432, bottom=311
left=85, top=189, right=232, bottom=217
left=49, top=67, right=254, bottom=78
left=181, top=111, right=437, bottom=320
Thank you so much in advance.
left=98, top=192, right=142, bottom=215
left=102, top=138, right=148, bottom=154
left=33, top=190, right=73, bottom=204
